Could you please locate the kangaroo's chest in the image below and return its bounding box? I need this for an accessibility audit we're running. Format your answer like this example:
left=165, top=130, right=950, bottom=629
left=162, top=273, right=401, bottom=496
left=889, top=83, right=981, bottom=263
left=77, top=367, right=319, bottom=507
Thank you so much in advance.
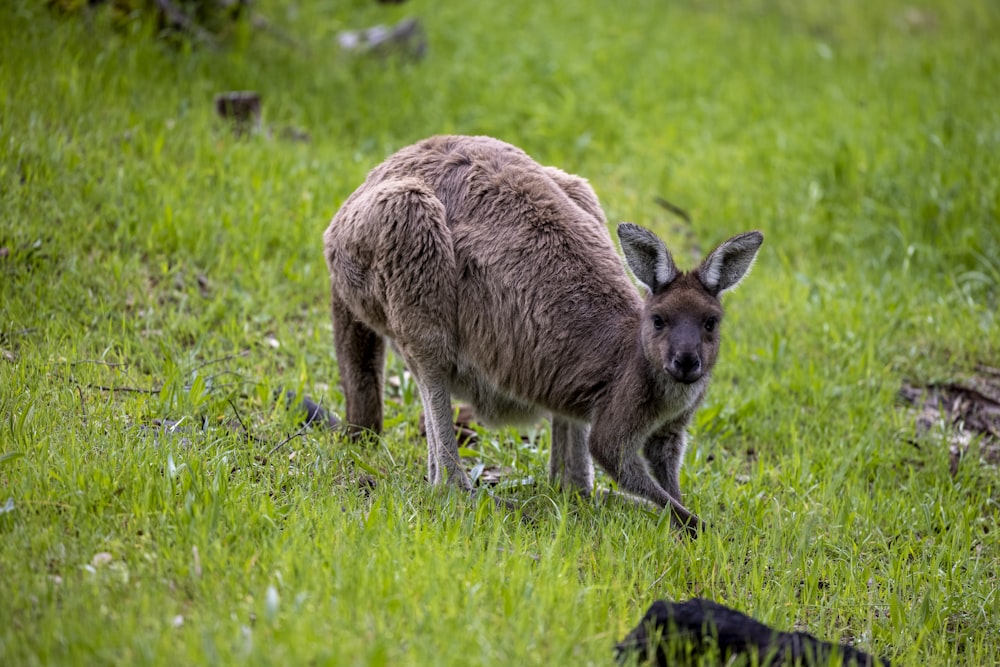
left=648, top=378, right=708, bottom=433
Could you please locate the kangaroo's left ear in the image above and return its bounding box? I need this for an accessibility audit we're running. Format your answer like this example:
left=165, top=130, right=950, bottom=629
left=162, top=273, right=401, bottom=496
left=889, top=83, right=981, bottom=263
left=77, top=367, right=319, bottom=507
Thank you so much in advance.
left=697, top=231, right=764, bottom=295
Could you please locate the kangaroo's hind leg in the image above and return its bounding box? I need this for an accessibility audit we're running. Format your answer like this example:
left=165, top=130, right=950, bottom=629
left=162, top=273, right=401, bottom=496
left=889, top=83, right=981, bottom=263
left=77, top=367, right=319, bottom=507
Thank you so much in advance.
left=362, top=178, right=469, bottom=490
left=331, top=293, right=386, bottom=438
left=549, top=416, right=594, bottom=495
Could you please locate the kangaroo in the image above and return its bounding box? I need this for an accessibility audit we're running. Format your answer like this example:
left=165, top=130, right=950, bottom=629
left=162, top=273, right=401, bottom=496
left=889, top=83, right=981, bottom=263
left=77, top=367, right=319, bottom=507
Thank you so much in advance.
left=323, top=135, right=762, bottom=535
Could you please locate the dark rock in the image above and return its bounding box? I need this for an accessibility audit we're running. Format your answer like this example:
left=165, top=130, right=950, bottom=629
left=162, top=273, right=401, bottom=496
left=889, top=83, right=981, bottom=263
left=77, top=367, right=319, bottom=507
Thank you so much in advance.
left=616, top=598, right=890, bottom=667
left=214, top=91, right=261, bottom=136
left=280, top=389, right=341, bottom=430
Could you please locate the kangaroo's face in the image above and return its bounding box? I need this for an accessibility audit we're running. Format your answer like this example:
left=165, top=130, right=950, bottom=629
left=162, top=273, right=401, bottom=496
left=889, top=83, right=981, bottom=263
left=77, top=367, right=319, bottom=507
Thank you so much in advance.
left=618, top=223, right=763, bottom=386
left=643, top=274, right=723, bottom=384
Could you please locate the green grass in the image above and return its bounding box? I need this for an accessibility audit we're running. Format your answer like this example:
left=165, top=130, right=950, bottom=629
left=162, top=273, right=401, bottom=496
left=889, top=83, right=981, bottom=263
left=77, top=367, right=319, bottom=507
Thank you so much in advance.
left=2, top=0, right=999, bottom=664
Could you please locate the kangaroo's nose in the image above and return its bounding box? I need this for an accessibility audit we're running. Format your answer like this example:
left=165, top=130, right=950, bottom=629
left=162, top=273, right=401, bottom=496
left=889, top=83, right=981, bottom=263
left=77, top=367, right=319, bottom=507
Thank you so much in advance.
left=669, top=353, right=702, bottom=383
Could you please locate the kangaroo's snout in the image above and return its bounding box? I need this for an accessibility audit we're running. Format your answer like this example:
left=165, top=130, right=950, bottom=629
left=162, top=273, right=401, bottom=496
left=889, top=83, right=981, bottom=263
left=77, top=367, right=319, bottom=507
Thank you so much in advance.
left=668, top=352, right=703, bottom=383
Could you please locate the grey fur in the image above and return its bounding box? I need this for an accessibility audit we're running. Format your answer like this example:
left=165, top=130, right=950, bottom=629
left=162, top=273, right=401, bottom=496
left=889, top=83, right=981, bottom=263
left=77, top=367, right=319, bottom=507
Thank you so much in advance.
left=324, top=135, right=763, bottom=535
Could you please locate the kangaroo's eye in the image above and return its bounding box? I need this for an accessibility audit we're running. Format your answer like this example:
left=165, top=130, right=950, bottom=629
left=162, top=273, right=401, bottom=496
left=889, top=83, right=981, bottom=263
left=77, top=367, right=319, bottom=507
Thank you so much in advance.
left=652, top=315, right=665, bottom=330
left=704, top=317, right=718, bottom=333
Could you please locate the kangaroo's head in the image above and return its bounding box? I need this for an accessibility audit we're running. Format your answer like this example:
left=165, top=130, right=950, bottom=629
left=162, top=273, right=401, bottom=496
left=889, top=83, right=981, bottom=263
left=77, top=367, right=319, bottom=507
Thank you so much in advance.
left=618, top=224, right=763, bottom=385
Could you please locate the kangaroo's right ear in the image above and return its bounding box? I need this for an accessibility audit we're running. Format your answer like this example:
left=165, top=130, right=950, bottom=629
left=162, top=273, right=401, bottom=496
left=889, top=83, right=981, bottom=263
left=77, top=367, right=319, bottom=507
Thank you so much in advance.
left=618, top=223, right=678, bottom=293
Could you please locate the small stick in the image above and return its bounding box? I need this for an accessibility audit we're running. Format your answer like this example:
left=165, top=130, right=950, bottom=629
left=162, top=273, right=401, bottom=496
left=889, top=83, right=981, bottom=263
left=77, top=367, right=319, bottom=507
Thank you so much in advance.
left=188, top=350, right=249, bottom=375
left=228, top=398, right=251, bottom=436
left=267, top=423, right=310, bottom=457
left=76, top=385, right=88, bottom=427
left=55, top=373, right=161, bottom=395
left=87, top=384, right=161, bottom=394
left=67, top=360, right=130, bottom=369
left=653, top=195, right=692, bottom=224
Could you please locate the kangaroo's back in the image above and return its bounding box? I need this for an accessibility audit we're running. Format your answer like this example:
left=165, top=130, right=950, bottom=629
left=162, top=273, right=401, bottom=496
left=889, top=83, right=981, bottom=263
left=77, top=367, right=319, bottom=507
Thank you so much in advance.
left=328, top=135, right=640, bottom=417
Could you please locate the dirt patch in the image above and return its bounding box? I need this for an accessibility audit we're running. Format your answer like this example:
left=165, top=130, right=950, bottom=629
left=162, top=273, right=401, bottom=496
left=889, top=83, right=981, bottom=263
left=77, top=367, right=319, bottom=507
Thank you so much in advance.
left=900, top=364, right=1000, bottom=476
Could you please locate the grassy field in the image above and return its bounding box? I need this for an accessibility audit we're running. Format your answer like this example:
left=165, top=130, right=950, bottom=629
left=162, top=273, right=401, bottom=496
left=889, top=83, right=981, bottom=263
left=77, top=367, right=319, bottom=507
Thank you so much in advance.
left=2, top=0, right=999, bottom=664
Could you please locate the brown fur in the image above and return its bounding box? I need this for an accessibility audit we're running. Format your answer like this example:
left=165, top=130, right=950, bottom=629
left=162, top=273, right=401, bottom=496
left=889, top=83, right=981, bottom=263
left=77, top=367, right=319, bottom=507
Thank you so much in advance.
left=323, top=135, right=762, bottom=535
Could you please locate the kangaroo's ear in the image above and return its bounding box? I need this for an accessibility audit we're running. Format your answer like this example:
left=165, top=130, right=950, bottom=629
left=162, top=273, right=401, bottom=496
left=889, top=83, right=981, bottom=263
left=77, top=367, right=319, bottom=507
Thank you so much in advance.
left=697, top=231, right=764, bottom=295
left=618, top=223, right=678, bottom=293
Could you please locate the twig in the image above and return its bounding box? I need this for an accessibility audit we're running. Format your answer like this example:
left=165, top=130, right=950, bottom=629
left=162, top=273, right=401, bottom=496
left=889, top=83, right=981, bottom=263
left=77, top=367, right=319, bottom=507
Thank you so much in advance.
left=267, top=423, right=310, bottom=457
left=188, top=350, right=249, bottom=375
left=228, top=398, right=252, bottom=435
left=646, top=567, right=670, bottom=592
left=89, top=384, right=160, bottom=394
left=62, top=357, right=144, bottom=389
left=250, top=12, right=308, bottom=51
left=653, top=195, right=692, bottom=224
left=76, top=385, right=88, bottom=427
left=68, top=359, right=130, bottom=369
left=19, top=499, right=74, bottom=509
left=203, top=370, right=251, bottom=386
left=54, top=370, right=161, bottom=394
